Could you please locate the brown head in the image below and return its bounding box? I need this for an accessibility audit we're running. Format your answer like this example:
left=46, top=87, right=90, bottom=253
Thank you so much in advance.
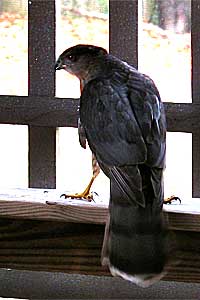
left=55, top=44, right=108, bottom=82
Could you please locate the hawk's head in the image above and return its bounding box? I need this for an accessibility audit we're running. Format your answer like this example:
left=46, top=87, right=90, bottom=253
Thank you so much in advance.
left=55, top=44, right=108, bottom=80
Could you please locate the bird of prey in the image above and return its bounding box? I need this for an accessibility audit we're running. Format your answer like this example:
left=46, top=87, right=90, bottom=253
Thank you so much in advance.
left=55, top=44, right=171, bottom=287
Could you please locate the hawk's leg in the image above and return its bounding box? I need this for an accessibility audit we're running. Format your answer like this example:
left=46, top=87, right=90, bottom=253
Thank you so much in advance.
left=60, top=154, right=100, bottom=201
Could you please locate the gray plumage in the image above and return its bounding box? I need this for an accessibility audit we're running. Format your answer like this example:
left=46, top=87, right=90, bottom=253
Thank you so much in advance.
left=55, top=44, right=169, bottom=287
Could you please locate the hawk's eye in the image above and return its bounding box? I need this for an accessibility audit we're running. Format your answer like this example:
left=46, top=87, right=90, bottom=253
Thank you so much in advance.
left=66, top=54, right=76, bottom=62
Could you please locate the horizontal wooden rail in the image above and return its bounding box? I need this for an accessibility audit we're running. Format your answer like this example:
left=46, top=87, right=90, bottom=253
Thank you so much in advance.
left=0, top=96, right=200, bottom=132
left=0, top=188, right=199, bottom=230
left=0, top=96, right=78, bottom=128
left=0, top=189, right=200, bottom=283
left=0, top=218, right=200, bottom=283
left=0, top=189, right=108, bottom=225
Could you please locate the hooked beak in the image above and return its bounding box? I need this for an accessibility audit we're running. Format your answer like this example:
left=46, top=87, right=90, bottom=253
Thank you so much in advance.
left=54, top=58, right=65, bottom=71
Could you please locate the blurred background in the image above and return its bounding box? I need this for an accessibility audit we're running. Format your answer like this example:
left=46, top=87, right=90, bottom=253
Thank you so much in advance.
left=0, top=0, right=192, bottom=201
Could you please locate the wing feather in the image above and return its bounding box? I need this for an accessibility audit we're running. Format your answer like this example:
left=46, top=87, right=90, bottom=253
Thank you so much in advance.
left=80, top=78, right=147, bottom=167
left=80, top=71, right=166, bottom=208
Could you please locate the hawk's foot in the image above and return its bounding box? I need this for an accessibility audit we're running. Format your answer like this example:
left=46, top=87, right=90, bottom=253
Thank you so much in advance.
left=60, top=175, right=96, bottom=202
left=164, top=195, right=181, bottom=205
left=60, top=191, right=94, bottom=202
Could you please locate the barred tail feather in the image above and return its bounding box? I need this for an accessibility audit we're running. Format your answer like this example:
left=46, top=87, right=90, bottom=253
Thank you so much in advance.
left=101, top=166, right=170, bottom=288
left=109, top=266, right=166, bottom=288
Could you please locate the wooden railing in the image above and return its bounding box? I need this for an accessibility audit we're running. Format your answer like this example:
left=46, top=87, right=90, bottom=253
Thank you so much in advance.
left=0, top=189, right=199, bottom=283
left=0, top=0, right=200, bottom=284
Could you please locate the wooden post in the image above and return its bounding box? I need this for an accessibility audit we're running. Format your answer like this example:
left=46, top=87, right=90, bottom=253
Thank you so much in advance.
left=28, top=0, right=56, bottom=188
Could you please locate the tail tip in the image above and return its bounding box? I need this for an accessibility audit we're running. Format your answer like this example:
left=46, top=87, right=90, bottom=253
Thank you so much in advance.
left=109, top=265, right=165, bottom=288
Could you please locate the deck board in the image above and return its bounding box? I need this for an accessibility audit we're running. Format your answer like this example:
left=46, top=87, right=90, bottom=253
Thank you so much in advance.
left=0, top=188, right=200, bottom=283
left=0, top=188, right=199, bottom=231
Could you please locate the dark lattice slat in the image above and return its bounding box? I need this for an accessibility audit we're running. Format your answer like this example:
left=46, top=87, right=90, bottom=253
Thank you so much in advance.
left=0, top=96, right=200, bottom=133
left=191, top=0, right=200, bottom=197
left=109, top=0, right=138, bottom=67
left=28, top=0, right=56, bottom=188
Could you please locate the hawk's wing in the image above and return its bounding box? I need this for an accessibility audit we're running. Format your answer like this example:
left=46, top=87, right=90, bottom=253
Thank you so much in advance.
left=80, top=73, right=168, bottom=287
left=80, top=73, right=166, bottom=208
left=80, top=77, right=147, bottom=166
left=78, top=118, right=87, bottom=149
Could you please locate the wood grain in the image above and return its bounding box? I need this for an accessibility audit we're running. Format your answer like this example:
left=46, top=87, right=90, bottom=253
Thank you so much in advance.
left=0, top=218, right=200, bottom=283
left=0, top=219, right=107, bottom=275
left=0, top=96, right=79, bottom=127
left=109, top=0, right=138, bottom=67
left=28, top=0, right=56, bottom=189
left=0, top=199, right=108, bottom=225
left=0, top=189, right=200, bottom=283
left=0, top=189, right=200, bottom=231
left=29, top=126, right=56, bottom=189
left=0, top=98, right=200, bottom=132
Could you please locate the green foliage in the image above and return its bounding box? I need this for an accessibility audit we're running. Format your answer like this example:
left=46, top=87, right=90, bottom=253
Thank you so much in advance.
left=96, top=0, right=108, bottom=14
left=1, top=0, right=27, bottom=15
left=143, top=0, right=191, bottom=33
left=62, top=0, right=108, bottom=16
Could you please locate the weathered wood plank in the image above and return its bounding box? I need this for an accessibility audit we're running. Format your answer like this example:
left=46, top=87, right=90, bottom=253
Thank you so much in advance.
left=0, top=219, right=107, bottom=276
left=164, top=102, right=200, bottom=132
left=191, top=0, right=200, bottom=102
left=0, top=189, right=200, bottom=232
left=0, top=218, right=200, bottom=283
left=29, top=127, right=56, bottom=188
left=0, top=97, right=200, bottom=132
left=28, top=1, right=55, bottom=96
left=28, top=0, right=56, bottom=188
left=0, top=96, right=79, bottom=127
left=192, top=133, right=200, bottom=198
left=191, top=0, right=200, bottom=198
left=109, top=0, right=138, bottom=67
left=0, top=199, right=108, bottom=225
left=0, top=189, right=108, bottom=224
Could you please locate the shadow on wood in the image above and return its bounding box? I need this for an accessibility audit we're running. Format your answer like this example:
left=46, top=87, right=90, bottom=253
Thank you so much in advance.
left=0, top=218, right=200, bottom=283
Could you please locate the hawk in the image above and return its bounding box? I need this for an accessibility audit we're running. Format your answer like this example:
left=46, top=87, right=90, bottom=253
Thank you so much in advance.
left=55, top=44, right=171, bottom=287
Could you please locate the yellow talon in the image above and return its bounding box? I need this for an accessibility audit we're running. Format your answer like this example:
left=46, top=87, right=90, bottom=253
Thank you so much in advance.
left=164, top=195, right=181, bottom=205
left=60, top=175, right=97, bottom=201
left=61, top=153, right=100, bottom=202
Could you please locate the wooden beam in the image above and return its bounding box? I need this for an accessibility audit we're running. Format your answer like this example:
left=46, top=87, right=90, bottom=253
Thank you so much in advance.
left=191, top=0, right=200, bottom=197
left=29, top=127, right=56, bottom=189
left=0, top=218, right=107, bottom=276
left=0, top=189, right=200, bottom=283
left=28, top=0, right=56, bottom=188
left=191, top=0, right=200, bottom=101
left=0, top=96, right=78, bottom=127
left=0, top=189, right=108, bottom=224
left=192, top=133, right=200, bottom=197
left=0, top=189, right=199, bottom=230
left=164, top=102, right=200, bottom=132
left=28, top=0, right=55, bottom=96
left=0, top=97, right=200, bottom=133
left=109, top=0, right=138, bottom=67
left=0, top=217, right=199, bottom=283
